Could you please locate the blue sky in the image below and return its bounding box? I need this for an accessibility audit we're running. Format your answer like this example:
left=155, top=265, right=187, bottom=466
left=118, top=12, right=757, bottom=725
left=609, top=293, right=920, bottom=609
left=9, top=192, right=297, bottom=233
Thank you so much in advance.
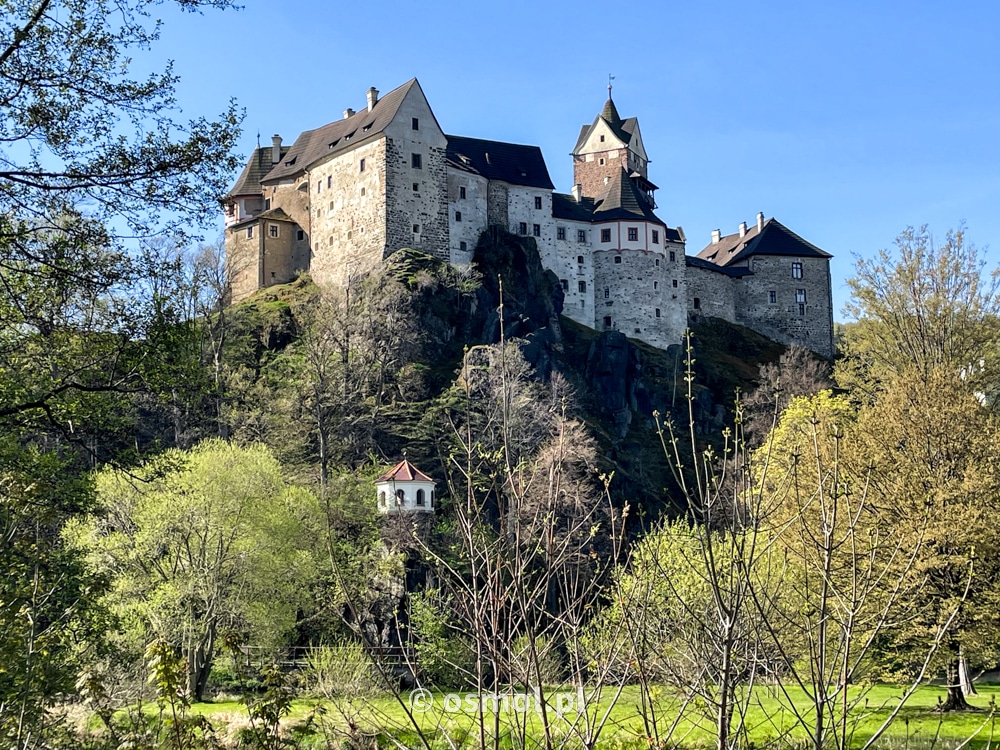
left=156, top=0, right=999, bottom=319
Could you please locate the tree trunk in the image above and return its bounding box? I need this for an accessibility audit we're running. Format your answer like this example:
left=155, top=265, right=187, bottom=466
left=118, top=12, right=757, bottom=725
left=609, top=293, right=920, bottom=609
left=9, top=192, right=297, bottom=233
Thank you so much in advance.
left=941, top=657, right=971, bottom=711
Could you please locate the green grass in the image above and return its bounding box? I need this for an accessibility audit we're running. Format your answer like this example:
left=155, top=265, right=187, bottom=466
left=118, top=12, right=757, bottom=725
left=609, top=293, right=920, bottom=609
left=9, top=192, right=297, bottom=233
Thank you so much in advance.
left=178, top=683, right=1000, bottom=749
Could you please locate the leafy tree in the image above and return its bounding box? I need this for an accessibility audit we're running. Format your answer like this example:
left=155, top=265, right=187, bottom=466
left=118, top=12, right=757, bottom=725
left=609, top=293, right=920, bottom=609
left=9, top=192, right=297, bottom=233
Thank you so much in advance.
left=837, top=225, right=1000, bottom=399
left=0, top=0, right=241, bottom=736
left=852, top=367, right=1000, bottom=709
left=72, top=440, right=322, bottom=700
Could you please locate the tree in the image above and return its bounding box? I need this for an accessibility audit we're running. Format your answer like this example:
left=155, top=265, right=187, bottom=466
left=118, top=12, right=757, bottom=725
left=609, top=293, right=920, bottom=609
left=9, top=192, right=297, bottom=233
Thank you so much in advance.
left=851, top=367, right=1000, bottom=710
left=837, top=225, right=1000, bottom=399
left=0, top=0, right=241, bottom=735
left=72, top=440, right=322, bottom=700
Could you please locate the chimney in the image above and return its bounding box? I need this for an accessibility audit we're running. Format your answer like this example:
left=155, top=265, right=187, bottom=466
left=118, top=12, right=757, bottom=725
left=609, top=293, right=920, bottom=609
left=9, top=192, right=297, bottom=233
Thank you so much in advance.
left=572, top=184, right=583, bottom=203
left=343, top=108, right=355, bottom=119
left=366, top=87, right=379, bottom=111
left=739, top=221, right=747, bottom=238
left=271, top=135, right=282, bottom=164
left=756, top=212, right=764, bottom=232
left=711, top=229, right=721, bottom=244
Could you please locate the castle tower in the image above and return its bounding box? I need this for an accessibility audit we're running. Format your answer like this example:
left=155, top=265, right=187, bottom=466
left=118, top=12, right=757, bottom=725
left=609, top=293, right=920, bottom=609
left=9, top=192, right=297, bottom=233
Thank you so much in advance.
left=571, top=84, right=655, bottom=204
left=376, top=459, right=435, bottom=514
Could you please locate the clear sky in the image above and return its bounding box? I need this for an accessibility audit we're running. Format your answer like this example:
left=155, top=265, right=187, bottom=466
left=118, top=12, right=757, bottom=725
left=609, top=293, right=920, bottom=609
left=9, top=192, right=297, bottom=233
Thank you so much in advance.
left=154, top=0, right=1000, bottom=319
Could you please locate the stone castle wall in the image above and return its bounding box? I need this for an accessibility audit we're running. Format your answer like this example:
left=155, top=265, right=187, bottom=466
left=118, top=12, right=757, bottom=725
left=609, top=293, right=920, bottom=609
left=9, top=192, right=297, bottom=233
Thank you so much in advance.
left=732, top=255, right=834, bottom=358
left=448, top=171, right=488, bottom=264
left=307, top=138, right=387, bottom=287
left=686, top=265, right=737, bottom=322
left=594, top=247, right=682, bottom=350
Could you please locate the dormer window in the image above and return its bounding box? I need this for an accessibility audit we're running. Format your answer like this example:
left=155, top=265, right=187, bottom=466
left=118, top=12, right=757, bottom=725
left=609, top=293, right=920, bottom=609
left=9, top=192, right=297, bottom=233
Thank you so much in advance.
left=362, top=124, right=372, bottom=131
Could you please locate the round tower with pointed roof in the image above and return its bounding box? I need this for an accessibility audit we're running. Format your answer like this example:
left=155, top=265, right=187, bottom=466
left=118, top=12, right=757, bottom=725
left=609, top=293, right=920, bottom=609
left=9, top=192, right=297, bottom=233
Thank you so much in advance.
left=376, top=459, right=436, bottom=514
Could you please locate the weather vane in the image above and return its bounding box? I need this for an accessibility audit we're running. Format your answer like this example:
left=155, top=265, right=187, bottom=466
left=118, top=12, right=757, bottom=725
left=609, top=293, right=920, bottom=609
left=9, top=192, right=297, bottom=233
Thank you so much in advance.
left=608, top=74, right=615, bottom=94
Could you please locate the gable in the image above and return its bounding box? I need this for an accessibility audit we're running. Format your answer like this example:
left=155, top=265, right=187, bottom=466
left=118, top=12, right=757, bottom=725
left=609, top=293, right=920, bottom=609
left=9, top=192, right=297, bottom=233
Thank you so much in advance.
left=623, top=119, right=648, bottom=161
left=383, top=78, right=447, bottom=148
left=574, top=117, right=627, bottom=155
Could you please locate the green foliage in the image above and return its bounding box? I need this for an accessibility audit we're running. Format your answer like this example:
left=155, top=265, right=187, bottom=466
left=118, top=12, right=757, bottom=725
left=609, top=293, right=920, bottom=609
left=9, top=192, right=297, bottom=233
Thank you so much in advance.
left=409, top=591, right=475, bottom=689
left=71, top=440, right=323, bottom=699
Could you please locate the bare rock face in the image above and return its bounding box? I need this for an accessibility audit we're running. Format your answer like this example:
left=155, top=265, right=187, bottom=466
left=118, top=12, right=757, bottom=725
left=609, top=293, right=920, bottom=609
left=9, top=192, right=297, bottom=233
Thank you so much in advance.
left=585, top=331, right=640, bottom=439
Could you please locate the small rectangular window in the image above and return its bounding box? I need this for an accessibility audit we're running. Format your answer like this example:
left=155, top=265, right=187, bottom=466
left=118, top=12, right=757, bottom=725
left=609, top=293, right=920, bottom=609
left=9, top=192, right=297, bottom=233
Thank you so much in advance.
left=460, top=241, right=467, bottom=252
left=412, top=117, right=419, bottom=130
left=694, top=297, right=701, bottom=310
left=792, top=262, right=803, bottom=279
left=604, top=287, right=610, bottom=299
left=268, top=224, right=278, bottom=238
left=297, top=229, right=304, bottom=241
left=603, top=316, right=612, bottom=329
left=360, top=187, right=366, bottom=196
left=652, top=230, right=660, bottom=244
left=599, top=157, right=605, bottom=165
left=799, top=303, right=806, bottom=316
left=246, top=226, right=254, bottom=239
left=316, top=180, right=322, bottom=193
left=519, top=222, right=527, bottom=235
left=672, top=279, right=678, bottom=288
left=455, top=211, right=462, bottom=222
left=653, top=281, right=658, bottom=290
left=459, top=186, right=466, bottom=199
left=628, top=227, right=638, bottom=242
left=557, top=227, right=566, bottom=240
left=669, top=251, right=676, bottom=262
left=769, top=290, right=777, bottom=304
left=359, top=158, right=365, bottom=172
left=532, top=224, right=541, bottom=237
left=601, top=228, right=611, bottom=243
left=577, top=229, right=587, bottom=243
left=796, top=289, right=807, bottom=303
left=655, top=308, right=661, bottom=318
left=534, top=196, right=542, bottom=210
left=264, top=198, right=271, bottom=210
left=413, top=224, right=420, bottom=234
left=578, top=280, right=587, bottom=293
left=413, top=182, right=419, bottom=192
left=577, top=255, right=584, bottom=264
left=327, top=176, right=332, bottom=188
left=411, top=153, right=422, bottom=169
left=600, top=134, right=605, bottom=142
left=614, top=255, right=621, bottom=264
left=655, top=258, right=660, bottom=267
left=561, top=278, right=568, bottom=291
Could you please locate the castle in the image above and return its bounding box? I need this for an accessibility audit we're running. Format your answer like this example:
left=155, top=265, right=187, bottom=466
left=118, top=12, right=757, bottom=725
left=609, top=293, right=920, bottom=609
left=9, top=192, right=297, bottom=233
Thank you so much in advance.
left=223, top=79, right=834, bottom=358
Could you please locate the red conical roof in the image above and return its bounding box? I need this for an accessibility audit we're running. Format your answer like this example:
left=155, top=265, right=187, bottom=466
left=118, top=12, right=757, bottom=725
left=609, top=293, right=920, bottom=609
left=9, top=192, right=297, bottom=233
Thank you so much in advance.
left=377, top=459, right=433, bottom=483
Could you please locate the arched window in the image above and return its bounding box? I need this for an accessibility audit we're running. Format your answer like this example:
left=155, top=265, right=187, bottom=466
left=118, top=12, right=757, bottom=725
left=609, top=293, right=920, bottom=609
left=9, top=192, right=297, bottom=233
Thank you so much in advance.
left=416, top=489, right=425, bottom=506
left=379, top=491, right=386, bottom=508
left=395, top=488, right=405, bottom=507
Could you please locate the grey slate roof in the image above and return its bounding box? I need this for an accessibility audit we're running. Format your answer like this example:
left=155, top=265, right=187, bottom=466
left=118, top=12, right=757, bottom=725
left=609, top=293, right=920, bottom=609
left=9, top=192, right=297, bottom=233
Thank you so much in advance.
left=592, top=168, right=664, bottom=226
left=696, top=219, right=831, bottom=267
left=552, top=192, right=598, bottom=222
left=685, top=255, right=753, bottom=277
left=262, top=79, right=420, bottom=184
left=552, top=174, right=682, bottom=242
left=445, top=135, right=554, bottom=190
left=226, top=146, right=288, bottom=199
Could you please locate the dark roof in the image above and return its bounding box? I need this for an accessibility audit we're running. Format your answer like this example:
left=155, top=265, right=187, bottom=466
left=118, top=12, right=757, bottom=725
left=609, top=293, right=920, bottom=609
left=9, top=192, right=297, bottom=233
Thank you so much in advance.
left=601, top=96, right=621, bottom=124
left=445, top=135, right=554, bottom=190
left=256, top=207, right=295, bottom=223
left=553, top=185, right=683, bottom=241
left=696, top=218, right=832, bottom=267
left=685, top=255, right=753, bottom=277
left=226, top=146, right=288, bottom=199
left=592, top=168, right=664, bottom=226
left=377, top=459, right=433, bottom=483
left=262, top=79, right=420, bottom=183
left=552, top=192, right=598, bottom=222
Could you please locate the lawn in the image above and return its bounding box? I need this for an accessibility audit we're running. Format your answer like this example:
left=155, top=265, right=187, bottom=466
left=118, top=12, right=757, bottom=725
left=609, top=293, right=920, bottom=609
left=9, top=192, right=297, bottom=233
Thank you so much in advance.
left=180, top=683, right=1000, bottom=749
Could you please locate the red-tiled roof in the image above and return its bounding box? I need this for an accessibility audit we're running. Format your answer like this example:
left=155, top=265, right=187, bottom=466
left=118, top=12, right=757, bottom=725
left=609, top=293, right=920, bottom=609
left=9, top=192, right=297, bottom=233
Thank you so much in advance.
left=377, top=459, right=433, bottom=483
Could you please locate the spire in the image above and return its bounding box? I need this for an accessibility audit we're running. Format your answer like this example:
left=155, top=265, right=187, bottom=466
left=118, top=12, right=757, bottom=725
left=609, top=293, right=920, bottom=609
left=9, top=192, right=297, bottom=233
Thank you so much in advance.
left=601, top=74, right=621, bottom=124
